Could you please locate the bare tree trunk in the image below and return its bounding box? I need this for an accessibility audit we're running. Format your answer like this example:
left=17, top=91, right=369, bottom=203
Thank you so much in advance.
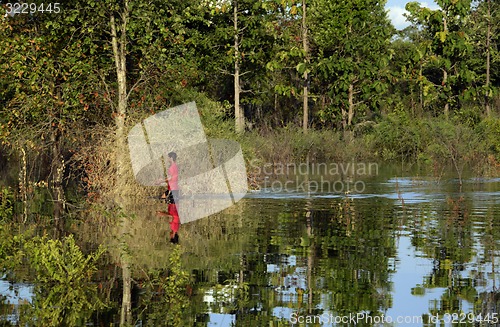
left=341, top=106, right=347, bottom=133
left=234, top=0, right=244, bottom=133
left=110, top=2, right=129, bottom=196
left=443, top=15, right=449, bottom=119
left=50, top=128, right=65, bottom=230
left=348, top=83, right=354, bottom=126
left=110, top=6, right=132, bottom=325
left=485, top=0, right=491, bottom=117
left=120, top=261, right=132, bottom=326
left=119, top=214, right=132, bottom=326
left=19, top=146, right=28, bottom=223
left=443, top=69, right=449, bottom=118
left=419, top=60, right=423, bottom=114
left=302, top=0, right=309, bottom=133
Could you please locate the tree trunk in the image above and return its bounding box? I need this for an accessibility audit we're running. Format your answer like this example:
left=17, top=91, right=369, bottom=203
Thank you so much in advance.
left=50, top=128, right=65, bottom=230
left=443, top=68, right=449, bottom=118
left=111, top=6, right=132, bottom=325
left=120, top=260, right=132, bottom=326
left=302, top=0, right=309, bottom=133
left=119, top=214, right=132, bottom=326
left=341, top=105, right=347, bottom=133
left=306, top=205, right=313, bottom=315
left=19, top=146, right=28, bottom=223
left=485, top=0, right=491, bottom=117
left=443, top=15, right=449, bottom=118
left=348, top=83, right=354, bottom=126
left=110, top=2, right=129, bottom=197
left=419, top=60, right=423, bottom=114
left=234, top=0, right=244, bottom=133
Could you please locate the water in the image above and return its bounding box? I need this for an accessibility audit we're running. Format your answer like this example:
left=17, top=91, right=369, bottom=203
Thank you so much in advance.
left=1, top=170, right=500, bottom=326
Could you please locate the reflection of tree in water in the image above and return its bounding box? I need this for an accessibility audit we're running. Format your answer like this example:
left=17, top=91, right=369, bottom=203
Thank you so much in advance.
left=5, top=233, right=106, bottom=326
left=16, top=189, right=497, bottom=326
left=313, top=197, right=396, bottom=316
left=407, top=194, right=500, bottom=319
left=247, top=196, right=397, bottom=323
left=409, top=197, right=475, bottom=317
left=477, top=206, right=500, bottom=319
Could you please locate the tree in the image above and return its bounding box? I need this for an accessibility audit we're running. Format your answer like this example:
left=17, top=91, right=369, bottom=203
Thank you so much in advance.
left=204, top=0, right=286, bottom=131
left=233, top=0, right=244, bottom=133
left=469, top=0, right=500, bottom=116
left=406, top=0, right=474, bottom=117
left=301, top=0, right=309, bottom=133
left=310, top=0, right=393, bottom=132
left=0, top=1, right=100, bottom=225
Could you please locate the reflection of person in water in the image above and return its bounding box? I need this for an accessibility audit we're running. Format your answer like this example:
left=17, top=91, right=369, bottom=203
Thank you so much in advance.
left=161, top=152, right=179, bottom=204
left=158, top=152, right=181, bottom=243
left=157, top=203, right=180, bottom=244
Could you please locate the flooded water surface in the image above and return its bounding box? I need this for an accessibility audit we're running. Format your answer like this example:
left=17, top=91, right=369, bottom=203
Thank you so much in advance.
left=1, top=168, right=500, bottom=326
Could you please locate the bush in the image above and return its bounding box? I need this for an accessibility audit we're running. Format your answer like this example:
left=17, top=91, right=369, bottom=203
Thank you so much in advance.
left=22, top=235, right=106, bottom=326
left=0, top=187, right=13, bottom=222
left=371, top=110, right=425, bottom=162
left=476, top=117, right=500, bottom=161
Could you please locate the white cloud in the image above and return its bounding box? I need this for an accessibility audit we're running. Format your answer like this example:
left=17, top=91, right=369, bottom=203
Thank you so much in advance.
left=387, top=1, right=441, bottom=30
left=387, top=6, right=409, bottom=30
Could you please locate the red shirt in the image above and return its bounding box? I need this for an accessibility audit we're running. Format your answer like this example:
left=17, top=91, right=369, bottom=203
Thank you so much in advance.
left=167, top=162, right=178, bottom=191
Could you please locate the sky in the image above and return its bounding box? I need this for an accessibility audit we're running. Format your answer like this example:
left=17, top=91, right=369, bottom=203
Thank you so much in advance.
left=385, top=0, right=440, bottom=30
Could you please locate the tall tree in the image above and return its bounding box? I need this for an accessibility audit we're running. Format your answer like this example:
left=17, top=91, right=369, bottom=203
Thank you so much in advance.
left=470, top=0, right=499, bottom=116
left=302, top=0, right=309, bottom=132
left=205, top=0, right=284, bottom=130
left=234, top=0, right=244, bottom=133
left=485, top=0, right=492, bottom=116
left=406, top=0, right=474, bottom=117
left=0, top=1, right=100, bottom=225
left=310, top=0, right=393, bottom=131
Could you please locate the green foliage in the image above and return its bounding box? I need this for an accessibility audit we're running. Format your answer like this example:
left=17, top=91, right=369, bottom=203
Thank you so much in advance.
left=21, top=235, right=106, bottom=326
left=311, top=0, right=394, bottom=126
left=424, top=118, right=481, bottom=181
left=372, top=110, right=425, bottom=162
left=476, top=117, right=500, bottom=161
left=0, top=225, right=32, bottom=276
left=0, top=187, right=14, bottom=222
left=139, top=246, right=192, bottom=327
left=405, top=0, right=476, bottom=113
left=186, top=91, right=235, bottom=139
left=25, top=234, right=104, bottom=285
left=457, top=107, right=482, bottom=127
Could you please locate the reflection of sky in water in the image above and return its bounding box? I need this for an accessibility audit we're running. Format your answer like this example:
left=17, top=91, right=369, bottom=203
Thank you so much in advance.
left=3, top=176, right=498, bottom=325
left=0, top=278, right=33, bottom=324
left=248, top=177, right=500, bottom=206
left=243, top=177, right=500, bottom=326
left=207, top=313, right=235, bottom=326
left=0, top=278, right=33, bottom=303
left=385, top=235, right=465, bottom=326
left=264, top=233, right=487, bottom=326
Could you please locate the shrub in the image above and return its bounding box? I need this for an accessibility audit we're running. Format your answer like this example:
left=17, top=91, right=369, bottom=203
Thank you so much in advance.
left=372, top=110, right=424, bottom=162
left=22, top=235, right=106, bottom=326
left=0, top=187, right=13, bottom=222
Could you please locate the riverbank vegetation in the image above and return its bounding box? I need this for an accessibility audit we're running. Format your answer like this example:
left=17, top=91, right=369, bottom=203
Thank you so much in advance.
left=0, top=1, right=499, bottom=324
left=0, top=0, right=498, bottom=201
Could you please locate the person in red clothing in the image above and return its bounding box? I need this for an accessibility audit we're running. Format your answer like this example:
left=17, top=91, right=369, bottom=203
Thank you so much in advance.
left=168, top=203, right=180, bottom=243
left=158, top=152, right=180, bottom=243
left=157, top=203, right=180, bottom=244
left=161, top=152, right=179, bottom=204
